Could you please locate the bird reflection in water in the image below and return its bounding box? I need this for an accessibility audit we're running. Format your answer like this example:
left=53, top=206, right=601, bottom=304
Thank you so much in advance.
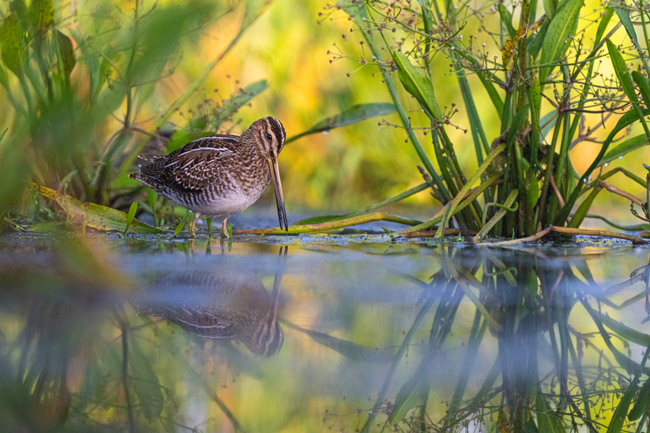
left=140, top=247, right=287, bottom=357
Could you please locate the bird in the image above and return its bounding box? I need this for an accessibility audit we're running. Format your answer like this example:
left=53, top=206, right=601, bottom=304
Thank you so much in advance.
left=138, top=247, right=287, bottom=357
left=129, top=117, right=288, bottom=238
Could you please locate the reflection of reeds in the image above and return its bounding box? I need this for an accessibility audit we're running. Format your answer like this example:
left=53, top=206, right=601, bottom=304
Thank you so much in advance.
left=338, top=248, right=650, bottom=432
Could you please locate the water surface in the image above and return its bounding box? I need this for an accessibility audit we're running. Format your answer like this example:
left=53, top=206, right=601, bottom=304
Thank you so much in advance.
left=1, top=233, right=649, bottom=432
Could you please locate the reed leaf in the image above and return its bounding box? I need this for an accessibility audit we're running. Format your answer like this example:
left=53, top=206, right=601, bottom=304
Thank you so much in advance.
left=285, top=103, right=397, bottom=144
left=392, top=52, right=443, bottom=121
left=437, top=144, right=506, bottom=237
left=30, top=183, right=160, bottom=234
left=600, top=135, right=650, bottom=166
left=540, top=0, right=582, bottom=83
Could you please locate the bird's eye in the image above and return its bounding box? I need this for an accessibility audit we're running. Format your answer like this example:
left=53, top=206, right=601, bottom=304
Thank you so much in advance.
left=266, top=133, right=273, bottom=140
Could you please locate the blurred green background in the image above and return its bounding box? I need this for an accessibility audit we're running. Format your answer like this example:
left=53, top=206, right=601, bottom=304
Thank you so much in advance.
left=0, top=0, right=647, bottom=224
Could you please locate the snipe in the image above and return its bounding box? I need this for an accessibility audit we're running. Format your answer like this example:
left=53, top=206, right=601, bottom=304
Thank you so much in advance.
left=129, top=117, right=288, bottom=237
left=139, top=247, right=287, bottom=357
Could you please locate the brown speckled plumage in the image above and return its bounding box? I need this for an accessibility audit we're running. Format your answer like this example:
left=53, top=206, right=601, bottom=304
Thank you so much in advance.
left=139, top=268, right=284, bottom=357
left=130, top=117, right=288, bottom=237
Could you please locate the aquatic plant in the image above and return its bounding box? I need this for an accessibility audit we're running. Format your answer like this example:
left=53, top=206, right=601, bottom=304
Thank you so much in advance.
left=310, top=0, right=650, bottom=240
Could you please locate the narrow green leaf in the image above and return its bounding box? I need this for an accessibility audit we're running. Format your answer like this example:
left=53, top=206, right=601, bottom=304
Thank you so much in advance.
left=529, top=77, right=542, bottom=166
left=438, top=144, right=506, bottom=237
left=607, top=387, right=634, bottom=433
left=536, top=390, right=565, bottom=433
left=569, top=186, right=600, bottom=228
left=628, top=377, right=650, bottom=421
left=544, top=0, right=558, bottom=18
left=477, top=73, right=505, bottom=116
left=556, top=108, right=650, bottom=223
left=613, top=4, right=650, bottom=75
left=173, top=221, right=185, bottom=237
left=597, top=310, right=650, bottom=346
left=0, top=15, right=24, bottom=76
left=212, top=80, right=269, bottom=130
left=126, top=201, right=138, bottom=227
left=55, top=30, right=76, bottom=77
left=498, top=4, right=516, bottom=38
left=294, top=325, right=393, bottom=363
left=388, top=357, right=434, bottom=423
left=612, top=5, right=638, bottom=47
left=600, top=134, right=650, bottom=166
left=456, top=67, right=490, bottom=162
left=540, top=0, right=582, bottom=82
left=286, top=103, right=396, bottom=144
left=632, top=71, right=650, bottom=108
left=607, top=39, right=639, bottom=104
left=392, top=52, right=442, bottom=120
left=129, top=339, right=164, bottom=421
left=28, top=0, right=54, bottom=40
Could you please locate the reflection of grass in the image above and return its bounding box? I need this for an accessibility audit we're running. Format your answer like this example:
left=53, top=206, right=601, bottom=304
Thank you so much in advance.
left=337, top=248, right=650, bottom=432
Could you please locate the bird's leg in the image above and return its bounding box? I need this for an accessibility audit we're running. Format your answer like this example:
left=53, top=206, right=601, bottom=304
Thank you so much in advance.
left=188, top=212, right=199, bottom=238
left=221, top=218, right=229, bottom=238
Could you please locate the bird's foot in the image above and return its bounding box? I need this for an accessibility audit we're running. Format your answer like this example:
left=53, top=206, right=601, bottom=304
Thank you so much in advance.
left=188, top=213, right=198, bottom=238
left=220, top=219, right=229, bottom=238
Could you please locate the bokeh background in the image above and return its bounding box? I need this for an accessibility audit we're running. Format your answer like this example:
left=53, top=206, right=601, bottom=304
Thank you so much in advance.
left=0, top=0, right=647, bottom=223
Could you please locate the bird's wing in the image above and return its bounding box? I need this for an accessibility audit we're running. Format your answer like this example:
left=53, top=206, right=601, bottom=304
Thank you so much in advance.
left=166, top=306, right=238, bottom=338
left=160, top=136, right=238, bottom=191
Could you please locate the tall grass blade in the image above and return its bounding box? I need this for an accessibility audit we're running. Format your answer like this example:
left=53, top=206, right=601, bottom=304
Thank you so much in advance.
left=285, top=103, right=396, bottom=144
left=540, top=0, right=582, bottom=82
left=437, top=144, right=506, bottom=237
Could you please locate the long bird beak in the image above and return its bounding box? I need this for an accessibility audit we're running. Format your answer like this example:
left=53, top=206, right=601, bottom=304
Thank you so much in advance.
left=270, top=157, right=288, bottom=231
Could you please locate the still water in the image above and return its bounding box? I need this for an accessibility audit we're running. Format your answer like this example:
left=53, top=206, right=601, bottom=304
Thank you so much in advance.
left=1, top=233, right=650, bottom=432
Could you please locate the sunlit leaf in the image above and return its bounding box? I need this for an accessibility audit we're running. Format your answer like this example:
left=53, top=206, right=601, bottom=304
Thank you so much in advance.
left=600, top=134, right=650, bottom=166
left=286, top=103, right=396, bottom=144
left=28, top=0, right=54, bottom=41
left=607, top=39, right=639, bottom=105
left=392, top=52, right=442, bottom=120
left=293, top=215, right=346, bottom=225
left=30, top=183, right=160, bottom=234
left=632, top=71, right=650, bottom=108
left=125, top=201, right=138, bottom=234
left=612, top=5, right=638, bottom=47
left=0, top=14, right=24, bottom=76
left=540, top=0, right=582, bottom=82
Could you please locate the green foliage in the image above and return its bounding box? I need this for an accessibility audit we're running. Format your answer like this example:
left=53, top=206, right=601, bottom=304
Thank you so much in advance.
left=333, top=0, right=650, bottom=239
left=286, top=103, right=397, bottom=144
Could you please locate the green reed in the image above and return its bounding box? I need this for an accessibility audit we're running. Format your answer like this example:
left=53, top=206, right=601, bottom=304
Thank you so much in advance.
left=335, top=0, right=650, bottom=239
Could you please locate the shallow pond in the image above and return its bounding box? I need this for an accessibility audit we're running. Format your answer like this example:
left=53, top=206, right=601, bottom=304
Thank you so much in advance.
left=1, top=231, right=650, bottom=432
